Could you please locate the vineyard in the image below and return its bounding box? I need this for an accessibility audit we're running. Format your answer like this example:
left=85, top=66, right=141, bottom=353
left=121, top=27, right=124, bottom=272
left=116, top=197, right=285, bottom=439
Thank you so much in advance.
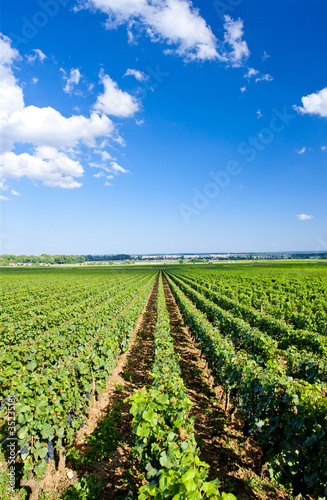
left=0, top=263, right=326, bottom=500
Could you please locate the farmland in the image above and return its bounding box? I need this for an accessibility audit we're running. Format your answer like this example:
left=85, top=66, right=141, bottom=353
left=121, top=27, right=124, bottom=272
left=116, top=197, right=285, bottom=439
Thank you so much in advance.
left=1, top=263, right=327, bottom=500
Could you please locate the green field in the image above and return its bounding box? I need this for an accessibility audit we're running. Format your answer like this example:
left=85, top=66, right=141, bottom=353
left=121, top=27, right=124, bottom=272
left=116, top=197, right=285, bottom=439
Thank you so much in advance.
left=1, top=263, right=326, bottom=499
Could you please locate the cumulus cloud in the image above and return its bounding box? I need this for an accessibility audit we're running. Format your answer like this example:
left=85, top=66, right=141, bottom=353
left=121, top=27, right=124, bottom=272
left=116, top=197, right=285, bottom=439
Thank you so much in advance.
left=240, top=86, right=246, bottom=93
left=0, top=195, right=11, bottom=201
left=321, top=145, right=327, bottom=151
left=124, top=68, right=149, bottom=81
left=11, top=189, right=21, bottom=196
left=1, top=106, right=115, bottom=151
left=26, top=49, right=47, bottom=64
left=296, top=214, right=313, bottom=221
left=61, top=67, right=82, bottom=94
left=0, top=34, right=124, bottom=190
left=294, top=87, right=327, bottom=118
left=222, top=15, right=250, bottom=67
left=95, top=72, right=141, bottom=117
left=295, top=147, right=306, bottom=154
left=78, top=2, right=253, bottom=68
left=81, top=0, right=220, bottom=62
left=0, top=149, right=84, bottom=188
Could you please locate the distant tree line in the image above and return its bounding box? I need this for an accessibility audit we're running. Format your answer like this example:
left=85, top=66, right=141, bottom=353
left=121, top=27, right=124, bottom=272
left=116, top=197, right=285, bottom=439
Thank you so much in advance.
left=0, top=254, right=85, bottom=265
left=0, top=254, right=135, bottom=265
left=83, top=254, right=131, bottom=261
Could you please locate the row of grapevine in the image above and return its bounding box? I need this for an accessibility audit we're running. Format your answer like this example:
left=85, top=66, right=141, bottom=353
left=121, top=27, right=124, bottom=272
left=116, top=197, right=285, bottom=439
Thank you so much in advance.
left=0, top=273, right=140, bottom=346
left=174, top=268, right=327, bottom=334
left=128, top=274, right=235, bottom=499
left=170, top=272, right=327, bottom=384
left=165, top=273, right=327, bottom=497
left=0, top=269, right=157, bottom=493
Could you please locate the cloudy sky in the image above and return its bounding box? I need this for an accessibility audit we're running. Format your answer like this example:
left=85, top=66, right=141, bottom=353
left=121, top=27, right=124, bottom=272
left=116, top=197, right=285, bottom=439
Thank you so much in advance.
left=0, top=0, right=326, bottom=254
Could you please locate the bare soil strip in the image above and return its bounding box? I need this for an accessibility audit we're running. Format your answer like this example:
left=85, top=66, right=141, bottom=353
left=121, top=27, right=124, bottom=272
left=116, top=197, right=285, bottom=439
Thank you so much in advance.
left=41, top=276, right=159, bottom=499
left=162, top=275, right=290, bottom=500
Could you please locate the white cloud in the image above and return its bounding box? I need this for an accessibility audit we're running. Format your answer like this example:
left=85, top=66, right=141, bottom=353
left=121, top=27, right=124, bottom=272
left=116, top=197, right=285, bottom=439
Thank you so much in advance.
left=81, top=0, right=221, bottom=62
left=90, top=160, right=128, bottom=178
left=244, top=67, right=273, bottom=84
left=294, top=87, right=327, bottom=118
left=262, top=50, right=270, bottom=61
left=101, top=151, right=113, bottom=161
left=1, top=106, right=115, bottom=151
left=255, top=73, right=273, bottom=83
left=0, top=195, right=11, bottom=201
left=321, top=145, right=327, bottom=151
left=104, top=181, right=112, bottom=186
left=79, top=2, right=253, bottom=67
left=124, top=68, right=148, bottom=81
left=295, top=147, right=306, bottom=154
left=61, top=68, right=82, bottom=94
left=0, top=180, right=8, bottom=191
left=11, top=189, right=21, bottom=196
left=222, top=15, right=250, bottom=67
left=296, top=214, right=313, bottom=221
left=95, top=72, right=140, bottom=117
left=110, top=161, right=128, bottom=173
left=31, top=77, right=38, bottom=85
left=0, top=35, right=121, bottom=190
left=240, top=86, right=246, bottom=93
left=0, top=34, right=20, bottom=66
left=256, top=109, right=262, bottom=119
left=0, top=149, right=83, bottom=189
left=26, top=49, right=47, bottom=64
left=244, top=67, right=259, bottom=79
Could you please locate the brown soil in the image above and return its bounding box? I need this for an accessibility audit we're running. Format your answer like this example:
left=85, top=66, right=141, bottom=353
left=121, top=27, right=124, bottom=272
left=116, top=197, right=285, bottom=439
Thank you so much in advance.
left=162, top=275, right=291, bottom=500
left=40, top=276, right=159, bottom=499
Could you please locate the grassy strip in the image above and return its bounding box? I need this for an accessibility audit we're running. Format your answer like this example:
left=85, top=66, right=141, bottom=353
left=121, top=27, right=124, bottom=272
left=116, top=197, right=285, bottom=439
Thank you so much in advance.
left=127, top=273, right=235, bottom=499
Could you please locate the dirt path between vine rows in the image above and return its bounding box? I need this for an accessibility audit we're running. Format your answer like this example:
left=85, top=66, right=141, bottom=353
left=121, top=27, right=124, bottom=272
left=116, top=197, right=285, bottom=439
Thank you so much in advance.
left=42, top=277, right=159, bottom=500
left=162, top=275, right=290, bottom=500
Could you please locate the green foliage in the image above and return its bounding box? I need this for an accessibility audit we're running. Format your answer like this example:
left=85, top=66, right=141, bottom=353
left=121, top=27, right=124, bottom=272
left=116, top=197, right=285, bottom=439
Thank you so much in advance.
left=0, top=269, right=157, bottom=483
left=67, top=403, right=121, bottom=467
left=62, top=475, right=103, bottom=500
left=127, top=276, right=235, bottom=500
left=165, top=272, right=327, bottom=497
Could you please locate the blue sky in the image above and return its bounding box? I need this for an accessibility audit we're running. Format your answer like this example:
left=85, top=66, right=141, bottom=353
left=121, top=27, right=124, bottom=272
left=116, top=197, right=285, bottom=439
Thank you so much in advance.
left=0, top=0, right=326, bottom=254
